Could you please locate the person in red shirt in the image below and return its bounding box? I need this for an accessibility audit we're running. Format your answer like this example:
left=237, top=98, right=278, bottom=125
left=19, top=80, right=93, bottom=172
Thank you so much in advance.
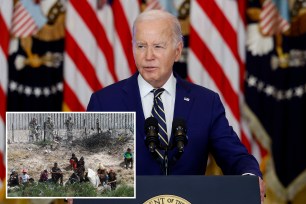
left=70, top=153, right=78, bottom=170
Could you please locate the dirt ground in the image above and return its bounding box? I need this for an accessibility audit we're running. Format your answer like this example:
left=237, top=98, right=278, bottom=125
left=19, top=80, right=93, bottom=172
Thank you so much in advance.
left=6, top=129, right=135, bottom=188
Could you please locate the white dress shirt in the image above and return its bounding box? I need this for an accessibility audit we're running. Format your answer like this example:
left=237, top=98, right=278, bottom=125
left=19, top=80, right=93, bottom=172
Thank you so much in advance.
left=138, top=73, right=176, bottom=141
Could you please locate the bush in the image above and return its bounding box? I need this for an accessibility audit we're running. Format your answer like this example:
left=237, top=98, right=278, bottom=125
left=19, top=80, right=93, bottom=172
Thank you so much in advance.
left=101, top=184, right=134, bottom=197
left=34, top=140, right=53, bottom=147
left=8, top=182, right=97, bottom=197
left=7, top=182, right=134, bottom=197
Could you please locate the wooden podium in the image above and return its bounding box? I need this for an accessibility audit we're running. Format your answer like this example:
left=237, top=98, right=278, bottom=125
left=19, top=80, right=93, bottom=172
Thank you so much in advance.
left=74, top=175, right=260, bottom=204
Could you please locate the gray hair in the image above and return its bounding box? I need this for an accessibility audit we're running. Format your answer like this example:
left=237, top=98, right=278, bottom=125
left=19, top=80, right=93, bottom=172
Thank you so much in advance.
left=132, top=10, right=183, bottom=47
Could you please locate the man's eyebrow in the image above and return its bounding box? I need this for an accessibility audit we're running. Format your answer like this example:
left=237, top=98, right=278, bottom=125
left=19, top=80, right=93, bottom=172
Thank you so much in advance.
left=135, top=41, right=167, bottom=45
left=153, top=42, right=167, bottom=45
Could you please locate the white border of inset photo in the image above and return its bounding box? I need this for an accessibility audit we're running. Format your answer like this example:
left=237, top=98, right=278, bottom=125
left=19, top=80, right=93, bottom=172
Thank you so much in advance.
left=6, top=112, right=136, bottom=200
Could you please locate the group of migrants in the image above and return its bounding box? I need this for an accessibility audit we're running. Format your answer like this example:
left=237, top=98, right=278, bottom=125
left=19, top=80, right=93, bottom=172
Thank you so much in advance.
left=70, top=153, right=118, bottom=190
left=8, top=162, right=63, bottom=187
left=28, top=116, right=74, bottom=143
left=96, top=163, right=117, bottom=190
left=69, top=153, right=87, bottom=183
left=8, top=169, right=31, bottom=187
left=8, top=153, right=119, bottom=190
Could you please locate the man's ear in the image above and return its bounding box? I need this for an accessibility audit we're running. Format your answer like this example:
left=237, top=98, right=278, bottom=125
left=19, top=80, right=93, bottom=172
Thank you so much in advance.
left=174, top=41, right=183, bottom=62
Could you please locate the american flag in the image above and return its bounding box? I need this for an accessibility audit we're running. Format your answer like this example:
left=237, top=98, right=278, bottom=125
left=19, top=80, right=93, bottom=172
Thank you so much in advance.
left=0, top=0, right=13, bottom=191
left=63, top=0, right=140, bottom=111
left=145, top=0, right=162, bottom=10
left=188, top=0, right=263, bottom=163
left=11, top=1, right=38, bottom=37
left=259, top=0, right=290, bottom=36
left=10, top=0, right=46, bottom=38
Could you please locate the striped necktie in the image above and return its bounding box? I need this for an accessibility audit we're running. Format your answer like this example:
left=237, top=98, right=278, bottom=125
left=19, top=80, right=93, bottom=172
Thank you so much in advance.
left=151, top=88, right=168, bottom=148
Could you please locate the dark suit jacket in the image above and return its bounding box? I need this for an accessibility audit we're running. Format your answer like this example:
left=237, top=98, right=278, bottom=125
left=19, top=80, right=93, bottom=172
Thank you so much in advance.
left=87, top=73, right=262, bottom=177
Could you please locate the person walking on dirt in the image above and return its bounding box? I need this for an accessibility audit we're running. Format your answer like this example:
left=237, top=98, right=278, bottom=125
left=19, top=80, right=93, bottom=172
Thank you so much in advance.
left=29, top=117, right=39, bottom=142
left=65, top=116, right=74, bottom=141
left=44, top=116, right=54, bottom=141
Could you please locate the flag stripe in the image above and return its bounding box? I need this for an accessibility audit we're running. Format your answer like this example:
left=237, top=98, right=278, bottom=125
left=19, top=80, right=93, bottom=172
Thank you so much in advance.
left=63, top=81, right=85, bottom=111
left=64, top=0, right=139, bottom=111
left=188, top=50, right=240, bottom=134
left=0, top=49, right=8, bottom=92
left=0, top=150, right=4, bottom=180
left=65, top=2, right=115, bottom=88
left=112, top=0, right=136, bottom=75
left=198, top=0, right=244, bottom=82
left=234, top=0, right=251, bottom=150
left=215, top=0, right=246, bottom=89
left=13, top=18, right=37, bottom=37
left=0, top=88, right=5, bottom=122
left=190, top=26, right=240, bottom=120
left=65, top=31, right=103, bottom=91
left=261, top=1, right=275, bottom=20
left=188, top=0, right=261, bottom=162
left=0, top=0, right=12, bottom=185
left=0, top=0, right=12, bottom=25
left=0, top=14, right=9, bottom=58
left=261, top=9, right=277, bottom=32
left=191, top=2, right=240, bottom=94
left=0, top=0, right=11, bottom=118
left=64, top=53, right=93, bottom=109
left=113, top=32, right=133, bottom=80
left=237, top=0, right=246, bottom=24
left=10, top=1, right=38, bottom=37
left=70, top=0, right=118, bottom=82
left=12, top=8, right=28, bottom=26
left=120, top=0, right=140, bottom=30
left=259, top=0, right=290, bottom=35
left=241, top=128, right=251, bottom=152
left=65, top=3, right=100, bottom=70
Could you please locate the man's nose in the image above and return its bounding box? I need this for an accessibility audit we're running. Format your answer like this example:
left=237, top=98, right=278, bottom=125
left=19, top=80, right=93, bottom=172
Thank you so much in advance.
left=145, top=47, right=154, bottom=60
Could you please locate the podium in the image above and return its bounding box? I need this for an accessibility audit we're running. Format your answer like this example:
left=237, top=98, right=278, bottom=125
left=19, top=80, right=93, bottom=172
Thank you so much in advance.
left=74, top=175, right=260, bottom=204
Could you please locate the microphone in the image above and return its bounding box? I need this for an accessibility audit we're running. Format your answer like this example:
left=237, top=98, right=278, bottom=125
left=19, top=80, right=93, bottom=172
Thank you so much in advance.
left=172, top=118, right=188, bottom=153
left=144, top=117, right=160, bottom=153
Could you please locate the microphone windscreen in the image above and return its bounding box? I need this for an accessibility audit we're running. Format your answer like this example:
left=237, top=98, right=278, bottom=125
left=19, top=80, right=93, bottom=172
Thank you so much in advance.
left=172, top=118, right=186, bottom=133
left=144, top=117, right=158, bottom=130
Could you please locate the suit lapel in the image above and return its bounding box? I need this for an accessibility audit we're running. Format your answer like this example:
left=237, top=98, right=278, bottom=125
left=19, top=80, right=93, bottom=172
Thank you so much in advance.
left=173, top=75, right=193, bottom=121
left=171, top=75, right=194, bottom=143
left=122, top=73, right=145, bottom=137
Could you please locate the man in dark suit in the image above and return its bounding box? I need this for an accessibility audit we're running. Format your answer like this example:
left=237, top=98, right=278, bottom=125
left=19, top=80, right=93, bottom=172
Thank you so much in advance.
left=87, top=9, right=265, bottom=202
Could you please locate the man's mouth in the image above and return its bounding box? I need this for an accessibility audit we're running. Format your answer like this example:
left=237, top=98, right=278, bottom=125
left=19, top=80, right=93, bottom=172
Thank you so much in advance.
left=143, top=66, right=157, bottom=69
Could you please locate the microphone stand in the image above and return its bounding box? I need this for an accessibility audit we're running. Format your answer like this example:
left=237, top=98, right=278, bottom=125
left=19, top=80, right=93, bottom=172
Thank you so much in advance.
left=164, top=147, right=169, bottom=176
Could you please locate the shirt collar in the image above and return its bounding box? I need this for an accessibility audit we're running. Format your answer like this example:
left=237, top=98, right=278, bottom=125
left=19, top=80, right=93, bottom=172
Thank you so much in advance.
left=138, top=73, right=176, bottom=98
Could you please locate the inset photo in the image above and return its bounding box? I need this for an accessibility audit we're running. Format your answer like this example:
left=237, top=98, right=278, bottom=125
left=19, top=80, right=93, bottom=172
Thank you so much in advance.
left=6, top=112, right=135, bottom=199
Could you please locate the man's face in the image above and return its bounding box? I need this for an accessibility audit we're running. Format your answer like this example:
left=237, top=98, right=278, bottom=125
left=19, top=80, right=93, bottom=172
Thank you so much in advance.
left=133, top=19, right=182, bottom=88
